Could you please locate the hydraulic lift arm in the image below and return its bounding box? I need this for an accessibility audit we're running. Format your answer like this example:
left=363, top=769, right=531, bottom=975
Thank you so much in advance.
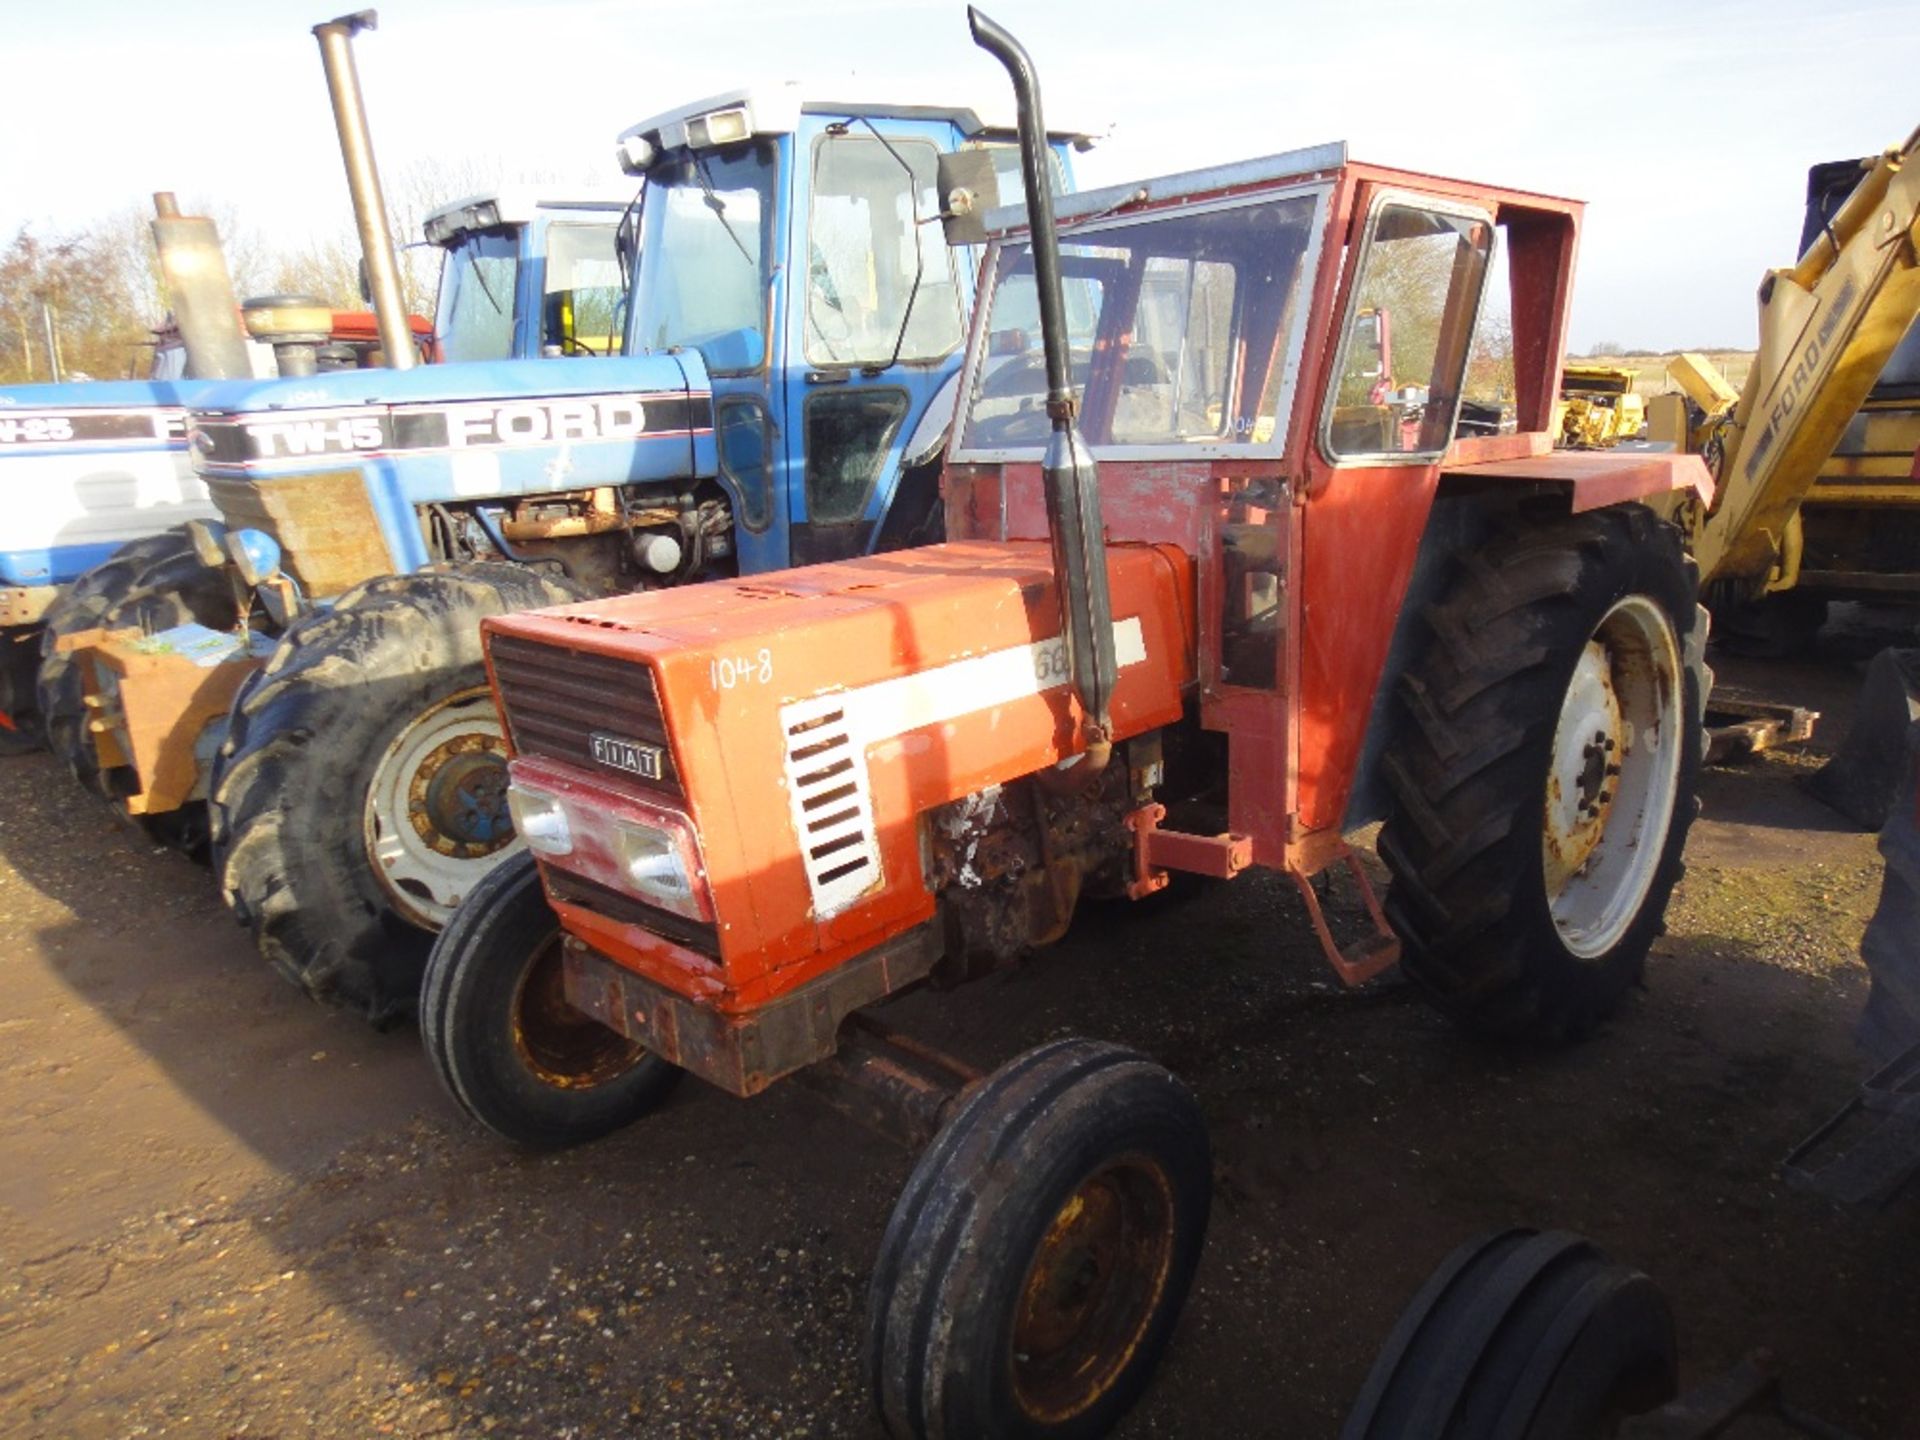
left=1693, top=127, right=1920, bottom=594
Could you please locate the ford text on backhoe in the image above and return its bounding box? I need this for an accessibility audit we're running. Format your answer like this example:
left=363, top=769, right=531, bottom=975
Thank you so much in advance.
left=423, top=11, right=1712, bottom=1437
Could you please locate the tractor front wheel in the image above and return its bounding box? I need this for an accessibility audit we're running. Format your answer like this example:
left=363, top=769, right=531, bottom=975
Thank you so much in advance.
left=867, top=1038, right=1210, bottom=1440
left=1378, top=504, right=1706, bottom=1040
left=210, top=563, right=582, bottom=1022
left=421, top=850, right=680, bottom=1146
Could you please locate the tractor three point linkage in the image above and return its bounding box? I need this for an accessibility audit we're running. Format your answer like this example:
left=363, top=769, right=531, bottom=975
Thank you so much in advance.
left=424, top=10, right=1714, bottom=1437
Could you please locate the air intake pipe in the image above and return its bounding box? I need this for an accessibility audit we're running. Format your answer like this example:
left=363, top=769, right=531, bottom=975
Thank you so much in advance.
left=150, top=193, right=253, bottom=380
left=969, top=7, right=1116, bottom=768
left=313, top=10, right=416, bottom=370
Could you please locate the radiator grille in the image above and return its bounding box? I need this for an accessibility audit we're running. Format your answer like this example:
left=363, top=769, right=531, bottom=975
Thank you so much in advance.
left=204, top=471, right=391, bottom=599
left=489, top=631, right=683, bottom=801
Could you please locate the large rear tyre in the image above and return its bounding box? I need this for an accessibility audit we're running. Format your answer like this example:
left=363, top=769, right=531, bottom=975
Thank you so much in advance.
left=1378, top=504, right=1706, bottom=1041
left=210, top=563, right=582, bottom=1022
left=867, top=1038, right=1210, bottom=1440
left=37, top=529, right=236, bottom=795
left=421, top=850, right=680, bottom=1146
left=1342, top=1228, right=1677, bottom=1439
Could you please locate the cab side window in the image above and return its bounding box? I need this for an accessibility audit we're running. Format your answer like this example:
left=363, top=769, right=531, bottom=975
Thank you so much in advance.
left=1326, top=204, right=1493, bottom=460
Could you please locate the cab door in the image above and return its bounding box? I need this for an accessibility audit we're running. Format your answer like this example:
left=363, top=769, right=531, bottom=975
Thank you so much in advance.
left=781, top=118, right=970, bottom=565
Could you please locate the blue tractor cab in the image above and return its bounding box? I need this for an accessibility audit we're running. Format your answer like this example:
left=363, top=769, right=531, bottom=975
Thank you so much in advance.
left=422, top=188, right=633, bottom=362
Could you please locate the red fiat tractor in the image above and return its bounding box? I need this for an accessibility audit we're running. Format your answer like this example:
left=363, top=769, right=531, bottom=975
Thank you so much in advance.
left=423, top=11, right=1713, bottom=1435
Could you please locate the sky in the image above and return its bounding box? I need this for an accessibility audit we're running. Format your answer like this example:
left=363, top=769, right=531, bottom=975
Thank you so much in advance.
left=2, top=0, right=1916, bottom=352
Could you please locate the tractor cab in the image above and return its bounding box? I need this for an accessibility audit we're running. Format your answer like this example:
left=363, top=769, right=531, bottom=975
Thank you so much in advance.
left=615, top=86, right=1091, bottom=571
left=422, top=189, right=634, bottom=362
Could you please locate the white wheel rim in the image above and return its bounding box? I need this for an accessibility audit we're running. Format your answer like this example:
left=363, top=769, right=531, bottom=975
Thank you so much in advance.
left=1541, top=595, right=1683, bottom=959
left=363, top=686, right=520, bottom=931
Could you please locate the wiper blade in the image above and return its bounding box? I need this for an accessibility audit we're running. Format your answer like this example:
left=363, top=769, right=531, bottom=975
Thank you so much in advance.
left=467, top=253, right=506, bottom=317
left=695, top=155, right=754, bottom=267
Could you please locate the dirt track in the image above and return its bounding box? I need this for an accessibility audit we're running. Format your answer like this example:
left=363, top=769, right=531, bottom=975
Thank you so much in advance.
left=3, top=641, right=1918, bottom=1439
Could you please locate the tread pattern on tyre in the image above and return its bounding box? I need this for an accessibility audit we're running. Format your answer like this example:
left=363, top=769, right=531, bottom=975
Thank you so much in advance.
left=210, top=562, right=583, bottom=1022
left=867, top=1037, right=1210, bottom=1440
left=419, top=848, right=680, bottom=1146
left=37, top=530, right=235, bottom=794
left=1342, top=1227, right=1677, bottom=1440
left=1377, top=503, right=1707, bottom=1040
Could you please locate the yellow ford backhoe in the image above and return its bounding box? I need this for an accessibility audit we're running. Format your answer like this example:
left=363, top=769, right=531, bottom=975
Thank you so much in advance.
left=1657, top=130, right=1920, bottom=818
left=1661, top=131, right=1920, bottom=637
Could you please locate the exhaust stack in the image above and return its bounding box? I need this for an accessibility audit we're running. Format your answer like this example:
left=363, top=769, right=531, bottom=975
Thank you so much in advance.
left=149, top=192, right=253, bottom=380
left=313, top=10, right=415, bottom=370
left=968, top=7, right=1116, bottom=755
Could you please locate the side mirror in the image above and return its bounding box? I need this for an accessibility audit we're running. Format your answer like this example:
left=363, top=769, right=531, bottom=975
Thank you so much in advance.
left=936, top=149, right=1001, bottom=247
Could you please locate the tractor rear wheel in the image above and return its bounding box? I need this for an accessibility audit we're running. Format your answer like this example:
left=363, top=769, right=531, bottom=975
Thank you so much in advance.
left=1342, top=1228, right=1677, bottom=1439
left=867, top=1038, right=1210, bottom=1440
left=421, top=850, right=680, bottom=1146
left=1378, top=504, right=1706, bottom=1041
left=210, top=563, right=582, bottom=1022
left=38, top=529, right=237, bottom=794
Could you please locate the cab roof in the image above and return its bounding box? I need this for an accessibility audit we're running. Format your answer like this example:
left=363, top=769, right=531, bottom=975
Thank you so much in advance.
left=981, top=141, right=1586, bottom=238
left=422, top=188, right=637, bottom=246
left=620, top=83, right=1097, bottom=155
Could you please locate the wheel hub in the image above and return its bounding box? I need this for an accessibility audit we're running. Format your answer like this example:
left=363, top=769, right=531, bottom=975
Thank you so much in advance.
left=511, top=935, right=647, bottom=1089
left=364, top=686, right=522, bottom=930
left=1541, top=596, right=1683, bottom=960
left=419, top=745, right=511, bottom=849
left=1546, top=643, right=1626, bottom=881
left=1011, top=1159, right=1175, bottom=1424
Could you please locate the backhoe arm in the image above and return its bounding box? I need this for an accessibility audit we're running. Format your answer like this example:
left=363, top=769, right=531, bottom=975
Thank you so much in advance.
left=1694, top=128, right=1920, bottom=591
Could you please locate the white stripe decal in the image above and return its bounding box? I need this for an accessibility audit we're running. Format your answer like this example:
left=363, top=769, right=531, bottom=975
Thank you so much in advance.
left=844, top=616, right=1146, bottom=745
left=777, top=617, right=1149, bottom=919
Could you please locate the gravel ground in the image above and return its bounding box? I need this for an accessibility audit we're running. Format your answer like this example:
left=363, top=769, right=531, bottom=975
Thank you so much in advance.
left=2, top=637, right=1917, bottom=1439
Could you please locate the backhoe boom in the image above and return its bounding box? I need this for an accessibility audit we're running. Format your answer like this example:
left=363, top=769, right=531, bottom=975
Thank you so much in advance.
left=1696, top=128, right=1920, bottom=592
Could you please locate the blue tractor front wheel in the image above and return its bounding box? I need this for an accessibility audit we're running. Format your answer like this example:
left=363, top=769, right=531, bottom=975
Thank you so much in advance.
left=209, top=563, right=584, bottom=1023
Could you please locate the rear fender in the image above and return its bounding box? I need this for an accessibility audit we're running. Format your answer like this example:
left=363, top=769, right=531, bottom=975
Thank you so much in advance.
left=1439, top=439, right=1715, bottom=513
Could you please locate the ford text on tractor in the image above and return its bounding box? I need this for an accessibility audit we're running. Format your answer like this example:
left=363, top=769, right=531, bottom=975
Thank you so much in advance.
left=64, top=13, right=1091, bottom=1020
left=423, top=11, right=1713, bottom=1437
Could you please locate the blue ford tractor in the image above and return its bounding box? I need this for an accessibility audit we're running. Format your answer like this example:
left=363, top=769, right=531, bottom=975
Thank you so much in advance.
left=63, top=38, right=1089, bottom=1020
left=19, top=186, right=626, bottom=778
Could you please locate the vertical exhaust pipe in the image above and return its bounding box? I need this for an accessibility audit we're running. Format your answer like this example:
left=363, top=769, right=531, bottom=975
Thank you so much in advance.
left=313, top=10, right=416, bottom=370
left=968, top=7, right=1116, bottom=757
left=150, top=192, right=253, bottom=380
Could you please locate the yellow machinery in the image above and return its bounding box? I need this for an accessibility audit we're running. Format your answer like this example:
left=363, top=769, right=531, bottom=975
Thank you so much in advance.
left=1677, top=131, right=1920, bottom=610
left=1557, top=363, right=1647, bottom=448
